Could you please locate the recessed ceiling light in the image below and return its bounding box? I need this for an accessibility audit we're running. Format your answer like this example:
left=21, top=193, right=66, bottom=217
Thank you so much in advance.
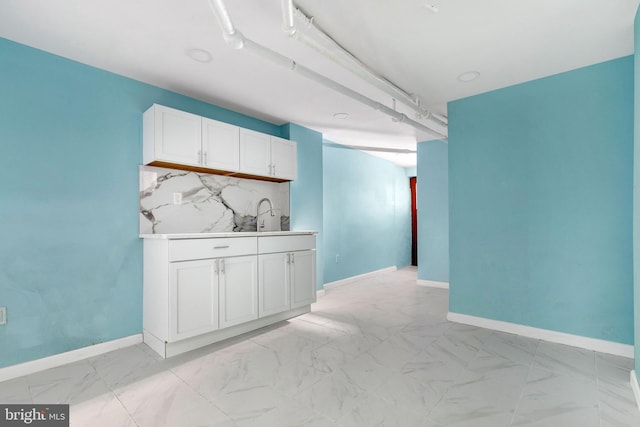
left=187, top=48, right=213, bottom=63
left=457, top=71, right=480, bottom=82
left=333, top=112, right=349, bottom=119
left=424, top=3, right=439, bottom=13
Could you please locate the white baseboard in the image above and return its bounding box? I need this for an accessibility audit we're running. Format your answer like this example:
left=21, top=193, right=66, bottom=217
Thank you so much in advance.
left=153, top=306, right=310, bottom=358
left=0, top=334, right=142, bottom=383
left=323, top=266, right=397, bottom=289
left=316, top=289, right=326, bottom=298
left=417, top=280, right=449, bottom=289
left=632, top=370, right=640, bottom=413
left=447, top=312, right=634, bottom=359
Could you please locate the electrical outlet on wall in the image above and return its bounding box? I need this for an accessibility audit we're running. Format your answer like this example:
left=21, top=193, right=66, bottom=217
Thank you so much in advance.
left=173, top=192, right=183, bottom=205
left=0, top=307, right=6, bottom=325
left=335, top=254, right=340, bottom=263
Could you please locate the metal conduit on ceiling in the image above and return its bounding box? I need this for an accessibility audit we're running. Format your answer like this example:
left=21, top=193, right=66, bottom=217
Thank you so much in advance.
left=279, top=0, right=448, bottom=128
left=206, top=0, right=448, bottom=139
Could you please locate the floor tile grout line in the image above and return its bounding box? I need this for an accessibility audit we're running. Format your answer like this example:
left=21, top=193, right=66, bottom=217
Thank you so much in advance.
left=86, top=353, right=146, bottom=427
left=595, top=351, right=603, bottom=427
left=170, top=366, right=241, bottom=423
left=12, top=268, right=637, bottom=426
left=25, top=376, right=35, bottom=405
left=111, top=391, right=141, bottom=427
left=509, top=338, right=541, bottom=426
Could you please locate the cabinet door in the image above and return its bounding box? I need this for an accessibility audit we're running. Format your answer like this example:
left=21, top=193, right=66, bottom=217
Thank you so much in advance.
left=239, top=128, right=271, bottom=177
left=152, top=105, right=202, bottom=166
left=290, top=250, right=316, bottom=308
left=270, top=137, right=297, bottom=180
left=202, top=117, right=240, bottom=172
left=258, top=253, right=290, bottom=317
left=169, top=259, right=218, bottom=341
left=219, top=255, right=259, bottom=329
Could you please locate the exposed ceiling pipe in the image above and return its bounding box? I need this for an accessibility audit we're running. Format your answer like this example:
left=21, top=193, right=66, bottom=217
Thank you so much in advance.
left=347, top=145, right=416, bottom=154
left=207, top=0, right=245, bottom=49
left=280, top=0, right=448, bottom=128
left=207, top=0, right=447, bottom=139
left=245, top=39, right=446, bottom=137
left=324, top=140, right=418, bottom=153
left=281, top=0, right=296, bottom=36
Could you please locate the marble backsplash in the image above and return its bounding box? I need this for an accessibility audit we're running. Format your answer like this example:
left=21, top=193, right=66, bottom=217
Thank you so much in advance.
left=139, top=166, right=290, bottom=234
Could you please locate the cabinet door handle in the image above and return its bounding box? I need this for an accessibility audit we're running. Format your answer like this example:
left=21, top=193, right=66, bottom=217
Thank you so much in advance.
left=272, top=164, right=276, bottom=176
left=213, top=245, right=230, bottom=249
left=286, top=253, right=290, bottom=264
left=214, top=259, right=218, bottom=274
left=203, top=151, right=208, bottom=165
left=220, top=259, right=225, bottom=274
left=198, top=150, right=203, bottom=164
left=291, top=252, right=295, bottom=263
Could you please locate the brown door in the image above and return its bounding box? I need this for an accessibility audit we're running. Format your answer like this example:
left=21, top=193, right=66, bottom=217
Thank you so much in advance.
left=410, top=177, right=417, bottom=266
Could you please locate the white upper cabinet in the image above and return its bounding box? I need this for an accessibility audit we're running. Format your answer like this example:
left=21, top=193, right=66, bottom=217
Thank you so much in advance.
left=143, top=104, right=202, bottom=166
left=271, top=136, right=297, bottom=180
left=239, top=128, right=271, bottom=176
left=239, top=130, right=297, bottom=180
left=202, top=117, right=240, bottom=172
left=144, top=104, right=241, bottom=170
left=144, top=104, right=296, bottom=181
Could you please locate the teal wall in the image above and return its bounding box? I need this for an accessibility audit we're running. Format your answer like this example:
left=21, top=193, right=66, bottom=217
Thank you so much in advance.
left=282, top=124, right=324, bottom=289
left=0, top=36, right=412, bottom=368
left=634, top=6, right=640, bottom=377
left=417, top=141, right=449, bottom=283
left=322, top=142, right=411, bottom=284
left=449, top=56, right=634, bottom=344
left=394, top=162, right=412, bottom=269
left=0, top=37, right=285, bottom=368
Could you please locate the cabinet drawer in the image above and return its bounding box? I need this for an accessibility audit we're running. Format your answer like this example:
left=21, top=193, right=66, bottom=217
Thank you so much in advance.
left=258, top=235, right=316, bottom=254
left=169, top=237, right=257, bottom=262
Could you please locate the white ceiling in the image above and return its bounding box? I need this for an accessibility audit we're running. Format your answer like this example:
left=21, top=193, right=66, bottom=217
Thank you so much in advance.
left=0, top=0, right=637, bottom=167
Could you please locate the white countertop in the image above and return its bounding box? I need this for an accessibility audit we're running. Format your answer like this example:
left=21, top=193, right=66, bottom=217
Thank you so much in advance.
left=140, top=230, right=318, bottom=239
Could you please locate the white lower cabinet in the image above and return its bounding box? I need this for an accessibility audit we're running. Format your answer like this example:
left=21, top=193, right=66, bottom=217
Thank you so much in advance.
left=258, top=234, right=317, bottom=317
left=258, top=251, right=316, bottom=316
left=219, top=255, right=259, bottom=328
left=143, top=233, right=316, bottom=358
left=169, top=259, right=218, bottom=341
left=290, top=250, right=316, bottom=308
left=258, top=252, right=290, bottom=317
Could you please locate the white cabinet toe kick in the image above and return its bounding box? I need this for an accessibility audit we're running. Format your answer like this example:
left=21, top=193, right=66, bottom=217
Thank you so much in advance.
left=143, top=233, right=316, bottom=358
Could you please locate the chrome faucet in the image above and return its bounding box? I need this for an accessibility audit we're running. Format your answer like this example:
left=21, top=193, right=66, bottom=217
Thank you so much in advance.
left=256, top=197, right=276, bottom=231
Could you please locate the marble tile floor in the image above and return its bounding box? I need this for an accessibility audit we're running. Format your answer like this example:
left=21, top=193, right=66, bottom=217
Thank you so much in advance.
left=1, top=267, right=639, bottom=426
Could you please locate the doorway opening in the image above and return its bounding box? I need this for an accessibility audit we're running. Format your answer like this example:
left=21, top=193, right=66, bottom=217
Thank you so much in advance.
left=410, top=177, right=417, bottom=266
